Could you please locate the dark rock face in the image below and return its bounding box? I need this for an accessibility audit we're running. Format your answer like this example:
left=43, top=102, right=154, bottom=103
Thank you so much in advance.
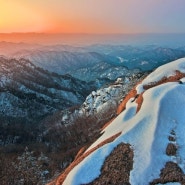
left=150, top=162, right=185, bottom=184
left=168, top=135, right=176, bottom=142
left=166, top=143, right=177, bottom=156
left=86, top=143, right=133, bottom=185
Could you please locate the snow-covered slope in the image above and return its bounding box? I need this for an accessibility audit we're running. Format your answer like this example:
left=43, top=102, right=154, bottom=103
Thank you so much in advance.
left=54, top=58, right=185, bottom=185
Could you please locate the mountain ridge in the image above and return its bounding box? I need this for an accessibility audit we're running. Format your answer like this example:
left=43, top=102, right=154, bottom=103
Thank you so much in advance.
left=1, top=42, right=185, bottom=82
left=0, top=56, right=93, bottom=124
left=52, top=58, right=185, bottom=185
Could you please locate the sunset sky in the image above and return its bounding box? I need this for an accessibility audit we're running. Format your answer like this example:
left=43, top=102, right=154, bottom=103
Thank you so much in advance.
left=0, top=0, right=185, bottom=34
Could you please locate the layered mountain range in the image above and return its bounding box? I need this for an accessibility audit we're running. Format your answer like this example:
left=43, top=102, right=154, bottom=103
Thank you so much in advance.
left=1, top=42, right=185, bottom=82
left=52, top=58, right=185, bottom=185
left=0, top=56, right=93, bottom=124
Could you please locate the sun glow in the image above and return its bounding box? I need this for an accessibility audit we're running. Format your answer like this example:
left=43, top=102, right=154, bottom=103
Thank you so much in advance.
left=0, top=0, right=185, bottom=34
left=0, top=1, right=49, bottom=33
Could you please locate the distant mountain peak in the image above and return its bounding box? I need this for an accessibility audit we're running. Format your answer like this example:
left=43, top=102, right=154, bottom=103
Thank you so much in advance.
left=52, top=58, right=185, bottom=185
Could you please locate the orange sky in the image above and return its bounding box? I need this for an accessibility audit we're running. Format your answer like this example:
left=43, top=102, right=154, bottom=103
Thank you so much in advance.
left=0, top=0, right=185, bottom=34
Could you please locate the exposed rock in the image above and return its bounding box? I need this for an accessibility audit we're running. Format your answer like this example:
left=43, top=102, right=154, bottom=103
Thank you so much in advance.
left=168, top=136, right=175, bottom=142
left=143, top=70, right=185, bottom=90
left=150, top=162, right=185, bottom=184
left=85, top=143, right=133, bottom=185
left=166, top=143, right=177, bottom=156
left=49, top=133, right=121, bottom=185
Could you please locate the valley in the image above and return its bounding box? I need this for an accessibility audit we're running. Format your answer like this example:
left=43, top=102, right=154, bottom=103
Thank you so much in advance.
left=1, top=41, right=185, bottom=184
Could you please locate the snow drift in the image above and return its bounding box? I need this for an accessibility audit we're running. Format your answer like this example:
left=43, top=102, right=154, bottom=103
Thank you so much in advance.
left=53, top=58, right=185, bottom=185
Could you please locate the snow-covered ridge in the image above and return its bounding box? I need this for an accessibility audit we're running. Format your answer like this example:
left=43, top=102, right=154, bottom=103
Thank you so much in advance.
left=136, top=58, right=185, bottom=94
left=81, top=78, right=130, bottom=115
left=55, top=58, right=185, bottom=185
left=59, top=73, right=145, bottom=126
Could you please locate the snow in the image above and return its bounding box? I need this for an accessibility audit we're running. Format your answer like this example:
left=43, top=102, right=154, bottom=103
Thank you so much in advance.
left=117, top=56, right=124, bottom=63
left=0, top=75, right=11, bottom=87
left=141, top=61, right=149, bottom=65
left=136, top=58, right=185, bottom=94
left=156, top=183, right=181, bottom=185
left=115, top=77, right=123, bottom=83
left=82, top=82, right=124, bottom=115
left=63, top=145, right=115, bottom=185
left=63, top=58, right=185, bottom=185
left=179, top=77, right=185, bottom=83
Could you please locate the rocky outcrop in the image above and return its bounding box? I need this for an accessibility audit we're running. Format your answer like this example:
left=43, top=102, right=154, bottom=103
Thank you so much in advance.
left=86, top=143, right=133, bottom=185
left=150, top=162, right=185, bottom=184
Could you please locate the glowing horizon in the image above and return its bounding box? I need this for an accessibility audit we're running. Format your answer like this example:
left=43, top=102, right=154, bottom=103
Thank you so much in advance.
left=1, top=0, right=185, bottom=34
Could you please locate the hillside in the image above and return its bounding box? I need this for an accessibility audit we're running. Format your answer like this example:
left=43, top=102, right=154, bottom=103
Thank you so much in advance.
left=1, top=56, right=109, bottom=151
left=53, top=58, right=185, bottom=185
left=0, top=55, right=147, bottom=185
left=0, top=56, right=92, bottom=124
